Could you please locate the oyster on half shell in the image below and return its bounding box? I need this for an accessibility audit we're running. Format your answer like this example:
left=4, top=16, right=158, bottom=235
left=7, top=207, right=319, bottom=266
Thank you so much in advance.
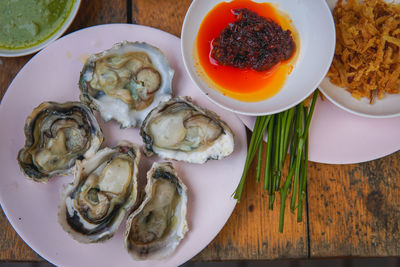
left=124, top=162, right=188, bottom=260
left=140, top=97, right=234, bottom=163
left=58, top=141, right=140, bottom=243
left=17, top=101, right=103, bottom=182
left=79, top=41, right=174, bottom=128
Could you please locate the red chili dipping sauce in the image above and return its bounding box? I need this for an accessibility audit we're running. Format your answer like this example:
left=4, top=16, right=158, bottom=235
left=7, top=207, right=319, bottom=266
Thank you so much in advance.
left=196, top=0, right=299, bottom=102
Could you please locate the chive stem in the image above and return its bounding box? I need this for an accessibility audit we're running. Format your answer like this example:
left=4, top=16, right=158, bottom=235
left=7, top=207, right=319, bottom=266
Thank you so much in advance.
left=290, top=103, right=304, bottom=212
left=272, top=114, right=281, bottom=192
left=234, top=115, right=270, bottom=201
left=268, top=192, right=275, bottom=210
left=264, top=115, right=275, bottom=191
left=256, top=140, right=263, bottom=182
left=297, top=135, right=308, bottom=222
left=279, top=164, right=295, bottom=232
left=297, top=90, right=318, bottom=221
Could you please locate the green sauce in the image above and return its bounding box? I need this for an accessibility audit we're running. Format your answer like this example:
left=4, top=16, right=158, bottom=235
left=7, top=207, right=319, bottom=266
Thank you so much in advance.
left=0, top=0, right=75, bottom=50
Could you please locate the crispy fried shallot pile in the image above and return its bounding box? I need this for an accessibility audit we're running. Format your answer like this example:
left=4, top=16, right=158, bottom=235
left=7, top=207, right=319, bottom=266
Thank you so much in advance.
left=327, top=0, right=400, bottom=102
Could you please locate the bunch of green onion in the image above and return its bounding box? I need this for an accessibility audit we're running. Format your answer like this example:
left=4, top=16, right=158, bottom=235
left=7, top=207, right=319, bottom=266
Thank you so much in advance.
left=233, top=90, right=318, bottom=232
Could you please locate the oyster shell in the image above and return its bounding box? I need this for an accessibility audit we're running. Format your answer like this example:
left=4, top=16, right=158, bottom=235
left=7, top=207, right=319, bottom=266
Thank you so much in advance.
left=17, top=101, right=103, bottom=182
left=140, top=97, right=234, bottom=163
left=79, top=41, right=174, bottom=128
left=58, top=140, right=140, bottom=243
left=124, top=162, right=188, bottom=260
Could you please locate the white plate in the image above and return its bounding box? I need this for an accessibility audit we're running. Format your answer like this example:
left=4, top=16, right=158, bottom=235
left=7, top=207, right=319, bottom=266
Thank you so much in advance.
left=0, top=24, right=247, bottom=267
left=238, top=97, right=400, bottom=164
left=0, top=0, right=81, bottom=57
left=319, top=0, right=400, bottom=118
left=181, top=0, right=335, bottom=116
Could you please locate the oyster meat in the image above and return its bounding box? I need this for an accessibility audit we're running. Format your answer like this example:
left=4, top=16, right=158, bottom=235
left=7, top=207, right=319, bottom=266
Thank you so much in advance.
left=17, top=101, right=103, bottom=182
left=140, top=97, right=234, bottom=163
left=58, top=141, right=140, bottom=243
left=79, top=41, right=174, bottom=128
left=124, top=162, right=188, bottom=260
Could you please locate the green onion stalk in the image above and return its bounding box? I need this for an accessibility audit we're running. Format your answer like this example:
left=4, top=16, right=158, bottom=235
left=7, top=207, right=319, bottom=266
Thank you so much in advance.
left=233, top=115, right=270, bottom=201
left=233, top=89, right=319, bottom=232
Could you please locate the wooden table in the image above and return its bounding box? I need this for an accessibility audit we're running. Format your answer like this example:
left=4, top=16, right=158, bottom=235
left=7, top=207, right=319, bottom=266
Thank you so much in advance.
left=1, top=0, right=399, bottom=263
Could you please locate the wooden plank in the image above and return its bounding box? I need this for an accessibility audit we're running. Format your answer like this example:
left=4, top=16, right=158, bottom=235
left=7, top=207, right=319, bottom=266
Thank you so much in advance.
left=132, top=0, right=192, bottom=37
left=0, top=56, right=32, bottom=103
left=0, top=209, right=42, bottom=261
left=307, top=151, right=400, bottom=257
left=68, top=0, right=127, bottom=32
left=0, top=0, right=127, bottom=261
left=193, top=143, right=308, bottom=261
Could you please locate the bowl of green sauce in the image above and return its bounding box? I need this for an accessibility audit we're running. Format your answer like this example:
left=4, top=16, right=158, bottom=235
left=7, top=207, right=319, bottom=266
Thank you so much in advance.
left=0, top=0, right=81, bottom=57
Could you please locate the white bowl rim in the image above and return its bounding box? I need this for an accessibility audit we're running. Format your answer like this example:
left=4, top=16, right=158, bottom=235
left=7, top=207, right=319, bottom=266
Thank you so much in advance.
left=181, top=0, right=336, bottom=116
left=0, top=0, right=81, bottom=57
left=318, top=0, right=400, bottom=119
left=319, top=82, right=400, bottom=119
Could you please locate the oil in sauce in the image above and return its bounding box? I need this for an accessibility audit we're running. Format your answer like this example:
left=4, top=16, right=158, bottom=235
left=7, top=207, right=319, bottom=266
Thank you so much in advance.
left=196, top=0, right=299, bottom=102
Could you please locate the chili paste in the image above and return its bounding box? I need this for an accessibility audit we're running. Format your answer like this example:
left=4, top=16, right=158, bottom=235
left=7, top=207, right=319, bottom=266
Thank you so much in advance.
left=211, top=8, right=295, bottom=71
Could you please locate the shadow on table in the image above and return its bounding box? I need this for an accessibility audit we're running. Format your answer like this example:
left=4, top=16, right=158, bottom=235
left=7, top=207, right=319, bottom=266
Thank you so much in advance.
left=0, top=258, right=399, bottom=267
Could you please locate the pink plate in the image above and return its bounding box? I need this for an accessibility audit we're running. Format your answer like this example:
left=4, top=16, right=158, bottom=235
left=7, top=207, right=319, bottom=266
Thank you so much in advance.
left=0, top=24, right=247, bottom=267
left=238, top=98, right=400, bottom=164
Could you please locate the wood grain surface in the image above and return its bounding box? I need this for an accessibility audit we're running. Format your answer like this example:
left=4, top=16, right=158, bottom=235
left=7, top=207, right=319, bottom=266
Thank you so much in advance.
left=132, top=0, right=192, bottom=37
left=0, top=56, right=31, bottom=103
left=308, top=153, right=400, bottom=257
left=1, top=0, right=400, bottom=263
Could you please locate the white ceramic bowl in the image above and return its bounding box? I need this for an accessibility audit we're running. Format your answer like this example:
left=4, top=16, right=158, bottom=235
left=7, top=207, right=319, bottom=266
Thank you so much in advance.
left=319, top=0, right=400, bottom=118
left=0, top=0, right=81, bottom=57
left=181, top=0, right=335, bottom=116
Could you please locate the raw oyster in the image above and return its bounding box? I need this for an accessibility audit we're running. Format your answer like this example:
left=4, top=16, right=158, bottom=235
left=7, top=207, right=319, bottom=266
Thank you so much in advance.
left=140, top=97, right=234, bottom=163
left=79, top=41, right=174, bottom=128
left=124, top=162, right=188, bottom=260
left=17, top=101, right=103, bottom=182
left=58, top=141, right=140, bottom=243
